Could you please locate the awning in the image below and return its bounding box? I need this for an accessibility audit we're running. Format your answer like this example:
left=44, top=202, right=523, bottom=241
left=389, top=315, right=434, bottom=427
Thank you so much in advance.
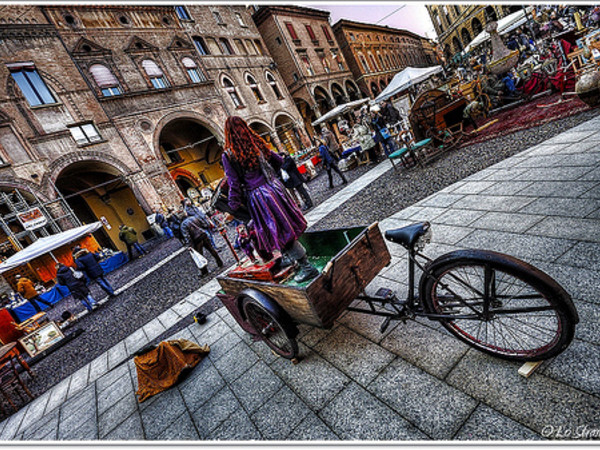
left=0, top=222, right=103, bottom=274
left=311, top=98, right=370, bottom=126
left=463, top=7, right=534, bottom=54
left=373, top=66, right=444, bottom=103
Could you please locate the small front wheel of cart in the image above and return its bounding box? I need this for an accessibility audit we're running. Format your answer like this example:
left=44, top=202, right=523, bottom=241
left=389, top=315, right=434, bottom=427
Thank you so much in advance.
left=242, top=297, right=299, bottom=359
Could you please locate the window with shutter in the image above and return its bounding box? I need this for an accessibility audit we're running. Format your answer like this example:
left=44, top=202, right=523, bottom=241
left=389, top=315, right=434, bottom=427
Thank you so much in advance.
left=321, top=25, right=332, bottom=41
left=305, top=24, right=316, bottom=41
left=89, top=64, right=122, bottom=97
left=285, top=23, right=298, bottom=40
left=182, top=57, right=205, bottom=83
left=142, top=60, right=168, bottom=89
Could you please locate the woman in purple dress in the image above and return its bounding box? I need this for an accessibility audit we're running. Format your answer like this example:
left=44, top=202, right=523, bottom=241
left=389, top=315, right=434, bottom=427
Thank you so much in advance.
left=222, top=116, right=318, bottom=283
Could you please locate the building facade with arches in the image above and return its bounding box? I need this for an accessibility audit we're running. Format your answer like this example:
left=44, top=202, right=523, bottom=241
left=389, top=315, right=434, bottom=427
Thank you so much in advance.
left=426, top=5, right=522, bottom=61
left=0, top=4, right=309, bottom=257
left=332, top=19, right=430, bottom=99
left=252, top=5, right=359, bottom=139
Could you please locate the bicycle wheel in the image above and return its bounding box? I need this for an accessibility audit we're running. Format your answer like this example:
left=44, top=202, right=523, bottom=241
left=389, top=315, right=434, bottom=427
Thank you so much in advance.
left=242, top=297, right=298, bottom=359
left=421, top=250, right=577, bottom=361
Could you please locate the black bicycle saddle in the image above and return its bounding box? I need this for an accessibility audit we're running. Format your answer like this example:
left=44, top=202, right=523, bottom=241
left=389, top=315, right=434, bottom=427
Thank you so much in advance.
left=384, top=222, right=430, bottom=249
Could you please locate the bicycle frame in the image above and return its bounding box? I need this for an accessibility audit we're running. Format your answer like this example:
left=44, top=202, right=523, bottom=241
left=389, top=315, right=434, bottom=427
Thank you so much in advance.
left=347, top=244, right=489, bottom=324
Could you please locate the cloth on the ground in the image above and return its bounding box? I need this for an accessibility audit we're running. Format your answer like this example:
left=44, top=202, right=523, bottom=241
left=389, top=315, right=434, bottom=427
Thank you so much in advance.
left=134, top=339, right=210, bottom=402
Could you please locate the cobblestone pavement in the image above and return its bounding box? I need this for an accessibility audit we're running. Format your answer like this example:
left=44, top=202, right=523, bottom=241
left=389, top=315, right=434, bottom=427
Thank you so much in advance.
left=2, top=116, right=600, bottom=441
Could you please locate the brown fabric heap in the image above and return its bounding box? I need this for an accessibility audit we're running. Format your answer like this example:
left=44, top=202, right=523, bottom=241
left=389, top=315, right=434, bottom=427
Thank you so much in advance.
left=134, top=339, right=210, bottom=403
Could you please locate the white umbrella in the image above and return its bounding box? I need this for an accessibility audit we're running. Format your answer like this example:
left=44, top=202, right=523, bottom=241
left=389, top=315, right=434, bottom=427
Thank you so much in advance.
left=374, top=66, right=444, bottom=103
left=0, top=222, right=103, bottom=274
left=463, top=7, right=534, bottom=54
left=311, top=98, right=369, bottom=126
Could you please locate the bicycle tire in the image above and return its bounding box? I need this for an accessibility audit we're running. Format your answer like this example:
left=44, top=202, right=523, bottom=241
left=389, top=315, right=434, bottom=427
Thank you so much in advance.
left=421, top=250, right=577, bottom=361
left=242, top=296, right=299, bottom=359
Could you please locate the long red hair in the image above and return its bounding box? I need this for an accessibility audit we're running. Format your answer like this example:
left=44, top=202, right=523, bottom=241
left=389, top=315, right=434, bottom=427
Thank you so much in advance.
left=224, top=116, right=271, bottom=171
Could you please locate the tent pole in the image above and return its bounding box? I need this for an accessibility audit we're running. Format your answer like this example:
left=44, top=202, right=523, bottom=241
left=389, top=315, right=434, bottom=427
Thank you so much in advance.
left=49, top=251, right=59, bottom=263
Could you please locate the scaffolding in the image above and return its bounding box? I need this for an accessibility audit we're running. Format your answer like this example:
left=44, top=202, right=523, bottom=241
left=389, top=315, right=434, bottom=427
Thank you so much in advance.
left=0, top=186, right=81, bottom=257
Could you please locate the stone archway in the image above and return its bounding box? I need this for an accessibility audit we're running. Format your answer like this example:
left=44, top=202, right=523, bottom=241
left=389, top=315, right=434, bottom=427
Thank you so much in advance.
left=461, top=28, right=472, bottom=47
left=157, top=117, right=223, bottom=198
left=249, top=120, right=276, bottom=150
left=472, top=17, right=483, bottom=35
left=452, top=36, right=463, bottom=54
left=293, top=98, right=318, bottom=141
left=55, top=160, right=150, bottom=250
left=313, top=86, right=333, bottom=116
left=345, top=80, right=361, bottom=101
left=370, top=81, right=380, bottom=97
left=330, top=82, right=346, bottom=106
left=274, top=113, right=302, bottom=154
left=379, top=79, right=387, bottom=92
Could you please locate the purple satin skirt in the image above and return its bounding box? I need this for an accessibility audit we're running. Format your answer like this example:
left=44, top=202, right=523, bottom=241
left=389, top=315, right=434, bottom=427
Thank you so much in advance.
left=247, top=178, right=307, bottom=253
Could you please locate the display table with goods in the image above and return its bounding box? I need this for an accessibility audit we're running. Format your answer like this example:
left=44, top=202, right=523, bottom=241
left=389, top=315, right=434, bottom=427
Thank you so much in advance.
left=98, top=251, right=128, bottom=273
left=8, top=285, right=70, bottom=323
left=293, top=148, right=321, bottom=179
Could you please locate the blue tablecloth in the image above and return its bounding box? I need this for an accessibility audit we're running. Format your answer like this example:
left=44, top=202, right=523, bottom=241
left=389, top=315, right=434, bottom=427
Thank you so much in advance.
left=341, top=146, right=362, bottom=158
left=10, top=285, right=71, bottom=323
left=99, top=252, right=128, bottom=273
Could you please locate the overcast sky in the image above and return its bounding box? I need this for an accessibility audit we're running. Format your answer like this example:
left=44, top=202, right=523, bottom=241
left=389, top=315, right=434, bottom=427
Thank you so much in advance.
left=299, top=3, right=437, bottom=39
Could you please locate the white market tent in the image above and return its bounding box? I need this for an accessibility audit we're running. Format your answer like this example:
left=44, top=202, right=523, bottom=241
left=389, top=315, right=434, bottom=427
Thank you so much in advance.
left=0, top=222, right=103, bottom=274
left=374, top=66, right=444, bottom=103
left=311, top=98, right=369, bottom=126
left=463, top=7, right=535, bottom=54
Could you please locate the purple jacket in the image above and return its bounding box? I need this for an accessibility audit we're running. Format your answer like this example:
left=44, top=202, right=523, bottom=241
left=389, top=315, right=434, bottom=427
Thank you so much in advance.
left=222, top=150, right=283, bottom=211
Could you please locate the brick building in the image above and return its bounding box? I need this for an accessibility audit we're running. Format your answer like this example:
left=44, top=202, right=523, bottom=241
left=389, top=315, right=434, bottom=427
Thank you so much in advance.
left=252, top=5, right=360, bottom=138
left=332, top=19, right=430, bottom=98
left=0, top=4, right=307, bottom=260
left=426, top=5, right=522, bottom=61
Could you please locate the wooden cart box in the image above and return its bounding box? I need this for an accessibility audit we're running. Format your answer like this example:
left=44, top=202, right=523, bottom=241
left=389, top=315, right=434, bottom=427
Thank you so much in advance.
left=217, top=223, right=391, bottom=329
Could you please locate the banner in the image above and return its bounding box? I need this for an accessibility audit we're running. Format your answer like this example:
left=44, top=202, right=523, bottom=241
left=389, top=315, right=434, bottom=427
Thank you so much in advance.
left=17, top=207, right=47, bottom=231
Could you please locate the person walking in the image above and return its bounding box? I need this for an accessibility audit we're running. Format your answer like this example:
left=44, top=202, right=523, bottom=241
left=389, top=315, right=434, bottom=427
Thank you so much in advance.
left=180, top=214, right=223, bottom=274
left=182, top=198, right=220, bottom=249
left=166, top=207, right=183, bottom=242
left=222, top=116, right=319, bottom=283
left=55, top=263, right=97, bottom=312
left=320, top=126, right=342, bottom=160
left=15, top=274, right=53, bottom=312
left=74, top=247, right=116, bottom=297
left=318, top=138, right=348, bottom=189
left=154, top=208, right=174, bottom=239
left=279, top=151, right=313, bottom=210
left=118, top=225, right=148, bottom=261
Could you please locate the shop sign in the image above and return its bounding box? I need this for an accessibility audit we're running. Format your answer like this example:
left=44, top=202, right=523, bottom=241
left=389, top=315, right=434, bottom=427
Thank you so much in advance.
left=17, top=207, right=47, bottom=230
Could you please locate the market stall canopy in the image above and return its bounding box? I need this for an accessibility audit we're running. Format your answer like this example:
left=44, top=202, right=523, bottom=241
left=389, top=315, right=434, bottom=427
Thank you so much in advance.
left=311, top=98, right=369, bottom=126
left=0, top=222, right=103, bottom=274
left=374, top=66, right=444, bottom=103
left=463, top=7, right=534, bottom=54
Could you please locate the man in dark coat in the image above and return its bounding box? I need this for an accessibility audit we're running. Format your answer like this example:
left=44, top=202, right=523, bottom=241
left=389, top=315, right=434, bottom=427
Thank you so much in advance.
left=74, top=247, right=116, bottom=297
left=279, top=152, right=313, bottom=210
left=56, top=263, right=97, bottom=312
left=180, top=215, right=224, bottom=270
left=318, top=139, right=347, bottom=189
left=381, top=99, right=401, bottom=126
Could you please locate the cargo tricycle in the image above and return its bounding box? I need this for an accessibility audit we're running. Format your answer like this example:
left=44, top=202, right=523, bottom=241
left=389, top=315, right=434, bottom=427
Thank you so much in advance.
left=217, top=222, right=578, bottom=364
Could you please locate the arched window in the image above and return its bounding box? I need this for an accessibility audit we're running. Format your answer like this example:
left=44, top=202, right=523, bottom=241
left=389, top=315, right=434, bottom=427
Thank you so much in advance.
left=223, top=76, right=243, bottom=108
left=246, top=74, right=264, bottom=103
left=266, top=72, right=283, bottom=99
left=89, top=63, right=122, bottom=96
left=182, top=57, right=205, bottom=83
left=358, top=54, right=369, bottom=73
left=142, top=60, right=168, bottom=89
